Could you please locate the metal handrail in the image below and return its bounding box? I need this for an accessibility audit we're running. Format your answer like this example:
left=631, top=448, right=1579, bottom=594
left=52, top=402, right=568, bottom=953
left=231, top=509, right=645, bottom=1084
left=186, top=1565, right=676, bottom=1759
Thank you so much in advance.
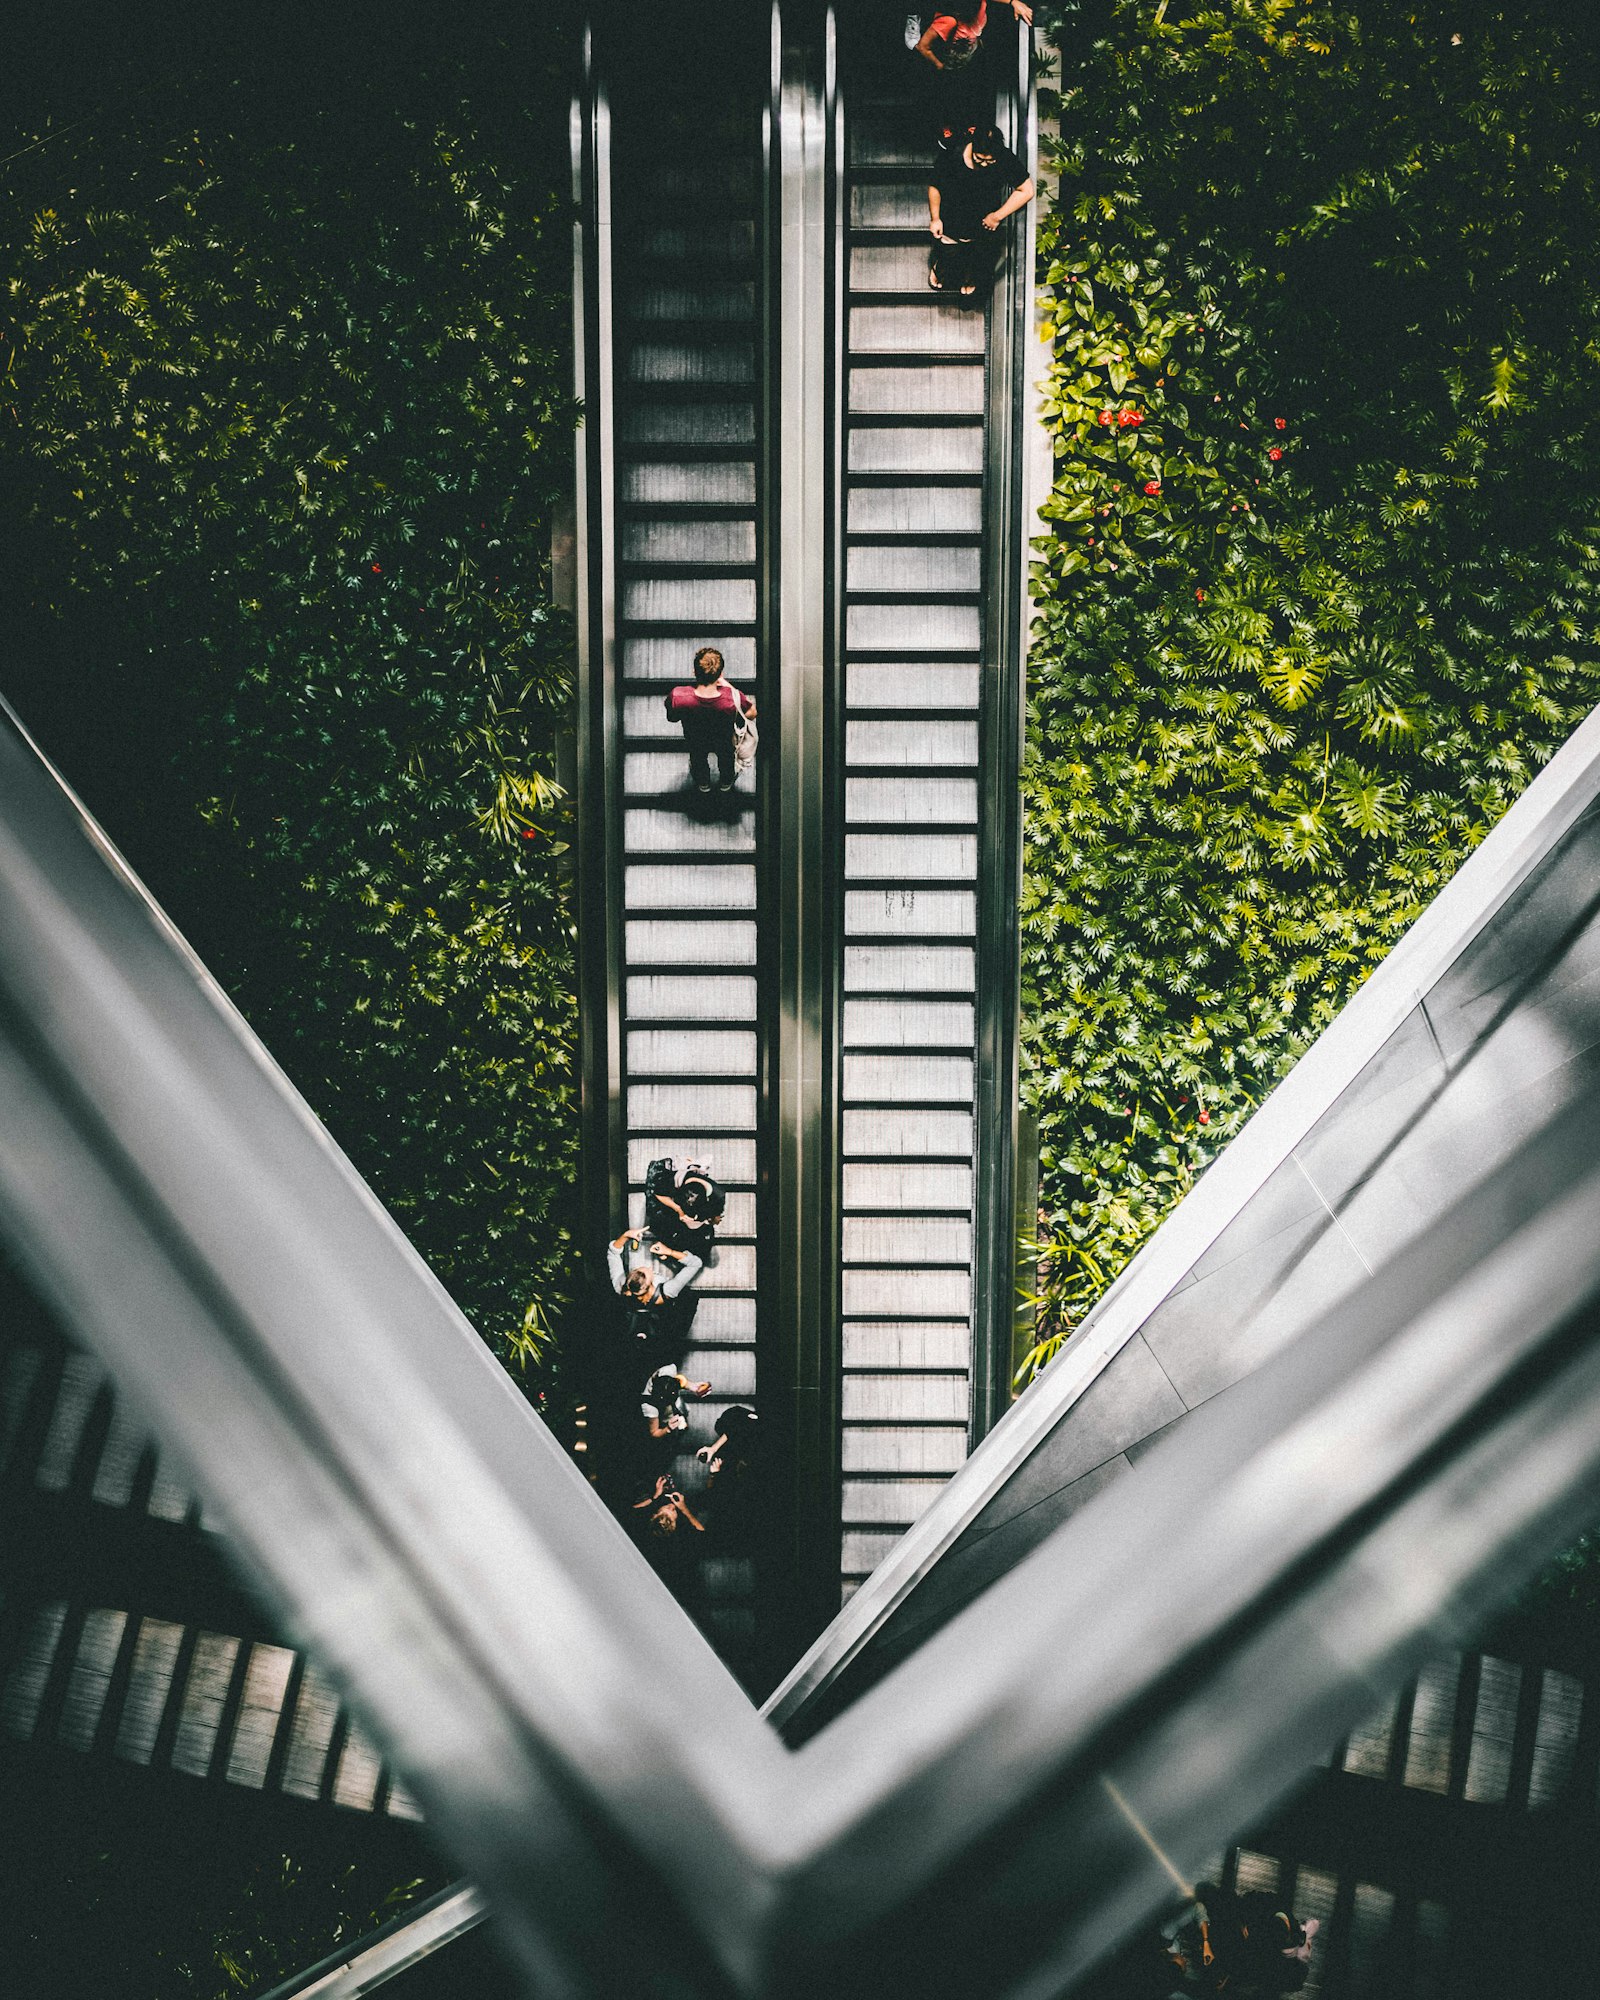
left=10, top=692, right=1600, bottom=1999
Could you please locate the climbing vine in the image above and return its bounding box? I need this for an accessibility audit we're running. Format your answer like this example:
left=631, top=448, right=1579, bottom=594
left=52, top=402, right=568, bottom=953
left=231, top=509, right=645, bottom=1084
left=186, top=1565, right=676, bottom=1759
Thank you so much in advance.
left=1019, top=0, right=1600, bottom=1373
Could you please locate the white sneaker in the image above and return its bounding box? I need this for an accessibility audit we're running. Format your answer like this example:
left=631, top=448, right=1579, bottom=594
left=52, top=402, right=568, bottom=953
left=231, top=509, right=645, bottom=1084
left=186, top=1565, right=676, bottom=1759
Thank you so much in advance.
left=905, top=14, right=922, bottom=50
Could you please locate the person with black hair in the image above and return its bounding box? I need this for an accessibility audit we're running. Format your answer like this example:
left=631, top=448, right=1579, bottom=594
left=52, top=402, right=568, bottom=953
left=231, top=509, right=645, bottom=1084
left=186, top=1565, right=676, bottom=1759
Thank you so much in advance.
left=645, top=1157, right=726, bottom=1253
left=928, top=123, right=1033, bottom=296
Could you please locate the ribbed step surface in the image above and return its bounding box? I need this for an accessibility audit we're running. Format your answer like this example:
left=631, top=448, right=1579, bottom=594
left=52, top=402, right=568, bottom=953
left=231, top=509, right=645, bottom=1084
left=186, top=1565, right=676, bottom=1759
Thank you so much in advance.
left=606, top=56, right=766, bottom=1663
left=0, top=1340, right=419, bottom=1822
left=836, top=67, right=994, bottom=1600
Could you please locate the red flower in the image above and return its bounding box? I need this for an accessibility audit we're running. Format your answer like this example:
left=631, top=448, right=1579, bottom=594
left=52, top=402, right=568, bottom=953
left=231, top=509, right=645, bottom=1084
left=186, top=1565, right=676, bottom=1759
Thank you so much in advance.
left=1197, top=1109, right=1210, bottom=1126
left=521, top=828, right=538, bottom=840
left=1097, top=410, right=1112, bottom=426
left=1195, top=587, right=1206, bottom=603
left=1273, top=418, right=1287, bottom=431
left=1128, top=410, right=1144, bottom=427
left=370, top=562, right=382, bottom=573
left=1143, top=480, right=1161, bottom=496
left=1268, top=447, right=1283, bottom=461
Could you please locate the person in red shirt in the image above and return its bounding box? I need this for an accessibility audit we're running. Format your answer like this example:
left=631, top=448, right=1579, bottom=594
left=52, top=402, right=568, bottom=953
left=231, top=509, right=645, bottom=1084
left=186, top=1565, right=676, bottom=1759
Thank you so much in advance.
left=664, top=645, right=757, bottom=794
left=914, top=1, right=1033, bottom=75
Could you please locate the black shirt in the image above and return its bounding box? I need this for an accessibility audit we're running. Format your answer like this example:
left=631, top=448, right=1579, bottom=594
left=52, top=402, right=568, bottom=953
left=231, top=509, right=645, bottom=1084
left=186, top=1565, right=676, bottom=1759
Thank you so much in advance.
left=932, top=141, right=1026, bottom=239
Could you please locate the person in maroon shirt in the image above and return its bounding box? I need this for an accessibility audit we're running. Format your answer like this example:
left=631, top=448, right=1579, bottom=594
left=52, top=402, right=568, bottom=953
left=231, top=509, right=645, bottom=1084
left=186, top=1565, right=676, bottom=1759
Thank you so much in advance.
left=664, top=645, right=757, bottom=794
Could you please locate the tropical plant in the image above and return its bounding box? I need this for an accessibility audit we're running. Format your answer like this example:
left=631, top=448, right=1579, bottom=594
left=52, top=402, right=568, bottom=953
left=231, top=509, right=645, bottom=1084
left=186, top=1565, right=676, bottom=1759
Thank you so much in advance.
left=1021, top=0, right=1600, bottom=1365
left=2, top=10, right=582, bottom=1372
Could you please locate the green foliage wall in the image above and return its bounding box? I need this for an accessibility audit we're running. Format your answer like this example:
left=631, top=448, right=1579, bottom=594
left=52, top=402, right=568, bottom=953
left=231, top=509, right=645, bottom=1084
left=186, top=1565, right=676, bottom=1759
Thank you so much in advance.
left=3, top=11, right=580, bottom=1370
left=1021, top=0, right=1600, bottom=1367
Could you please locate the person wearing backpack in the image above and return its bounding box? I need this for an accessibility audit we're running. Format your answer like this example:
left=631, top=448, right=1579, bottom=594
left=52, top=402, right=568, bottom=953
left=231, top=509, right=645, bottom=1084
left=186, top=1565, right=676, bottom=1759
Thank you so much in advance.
left=645, top=1156, right=726, bottom=1253
left=665, top=646, right=756, bottom=793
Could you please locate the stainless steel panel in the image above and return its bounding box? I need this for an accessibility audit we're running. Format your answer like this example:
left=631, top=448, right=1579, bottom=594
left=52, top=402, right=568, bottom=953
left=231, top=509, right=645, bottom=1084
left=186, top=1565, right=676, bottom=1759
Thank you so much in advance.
left=847, top=603, right=982, bottom=652
left=843, top=945, right=975, bottom=992
left=90, top=1392, right=150, bottom=1506
left=841, top=1529, right=905, bottom=1577
left=845, top=836, right=978, bottom=882
left=847, top=484, right=983, bottom=534
left=840, top=1425, right=969, bottom=1474
left=843, top=1217, right=972, bottom=1264
left=842, top=1163, right=973, bottom=1211
left=842, top=999, right=974, bottom=1047
left=848, top=241, right=940, bottom=292
left=847, top=664, right=980, bottom=710
left=698, top=1243, right=758, bottom=1290
left=631, top=220, right=756, bottom=262
left=620, top=460, right=757, bottom=505
left=626, top=1029, right=760, bottom=1075
left=852, top=373, right=987, bottom=430
left=279, top=1660, right=342, bottom=1800
left=623, top=809, right=755, bottom=853
left=1462, top=1654, right=1521, bottom=1802
left=171, top=1630, right=241, bottom=1777
left=620, top=403, right=757, bottom=447
left=850, top=304, right=987, bottom=353
left=842, top=1271, right=973, bottom=1320
left=225, top=1642, right=297, bottom=1788
left=34, top=1349, right=101, bottom=1490
left=625, top=974, right=757, bottom=1019
left=684, top=1350, right=758, bottom=1396
left=844, top=888, right=976, bottom=936
left=848, top=427, right=984, bottom=476
left=624, top=694, right=684, bottom=740
left=623, top=520, right=757, bottom=564
left=850, top=182, right=932, bottom=228
left=626, top=865, right=757, bottom=909
left=112, top=1615, right=184, bottom=1764
left=622, top=577, right=759, bottom=624
left=626, top=1083, right=758, bottom=1130
left=841, top=1480, right=950, bottom=1526
left=1527, top=1667, right=1583, bottom=1806
left=0, top=1602, right=66, bottom=1739
left=624, top=634, right=758, bottom=679
left=841, top=1107, right=975, bottom=1155
left=847, top=549, right=981, bottom=600
left=627, top=341, right=755, bottom=385
left=629, top=280, right=755, bottom=321
left=626, top=920, right=758, bottom=964
left=846, top=721, right=978, bottom=767
left=842, top=1054, right=974, bottom=1102
left=331, top=1717, right=385, bottom=1810
left=1401, top=1654, right=1462, bottom=1794
left=843, top=1322, right=972, bottom=1370
left=845, top=776, right=978, bottom=824
left=57, top=1607, right=128, bottom=1751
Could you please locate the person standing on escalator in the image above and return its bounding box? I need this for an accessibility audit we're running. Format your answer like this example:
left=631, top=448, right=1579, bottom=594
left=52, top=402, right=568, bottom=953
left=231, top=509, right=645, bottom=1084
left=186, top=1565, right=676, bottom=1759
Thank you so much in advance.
left=928, top=123, right=1033, bottom=297
left=913, top=2, right=1033, bottom=135
left=665, top=646, right=756, bottom=795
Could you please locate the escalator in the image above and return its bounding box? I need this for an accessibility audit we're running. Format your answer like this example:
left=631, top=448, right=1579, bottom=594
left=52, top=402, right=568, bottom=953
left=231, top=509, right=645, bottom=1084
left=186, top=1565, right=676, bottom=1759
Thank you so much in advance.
left=9, top=8, right=1600, bottom=1999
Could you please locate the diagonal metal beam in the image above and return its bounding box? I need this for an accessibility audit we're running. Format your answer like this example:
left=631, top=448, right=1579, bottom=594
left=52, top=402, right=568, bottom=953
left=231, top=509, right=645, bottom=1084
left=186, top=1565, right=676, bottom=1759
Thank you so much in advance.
left=9, top=690, right=1600, bottom=1998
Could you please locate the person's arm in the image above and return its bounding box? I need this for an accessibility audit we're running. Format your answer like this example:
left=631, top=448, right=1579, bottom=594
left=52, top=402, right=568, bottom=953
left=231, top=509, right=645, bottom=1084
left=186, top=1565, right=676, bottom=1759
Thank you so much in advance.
left=659, top=1250, right=703, bottom=1298
left=915, top=22, right=944, bottom=66
left=642, top=1405, right=674, bottom=1440
left=695, top=1431, right=730, bottom=1465
left=632, top=1475, right=671, bottom=1510
left=671, top=1496, right=707, bottom=1534
left=928, top=182, right=945, bottom=239
left=982, top=176, right=1034, bottom=230
left=1006, top=0, right=1034, bottom=23
left=653, top=1191, right=688, bottom=1220
left=607, top=1238, right=630, bottom=1293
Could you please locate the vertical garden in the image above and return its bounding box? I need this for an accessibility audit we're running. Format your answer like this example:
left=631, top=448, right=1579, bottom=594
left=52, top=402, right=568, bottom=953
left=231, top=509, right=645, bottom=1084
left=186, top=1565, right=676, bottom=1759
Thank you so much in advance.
left=1021, top=0, right=1600, bottom=1366
left=2, top=5, right=580, bottom=1991
left=3, top=3, right=582, bottom=1379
